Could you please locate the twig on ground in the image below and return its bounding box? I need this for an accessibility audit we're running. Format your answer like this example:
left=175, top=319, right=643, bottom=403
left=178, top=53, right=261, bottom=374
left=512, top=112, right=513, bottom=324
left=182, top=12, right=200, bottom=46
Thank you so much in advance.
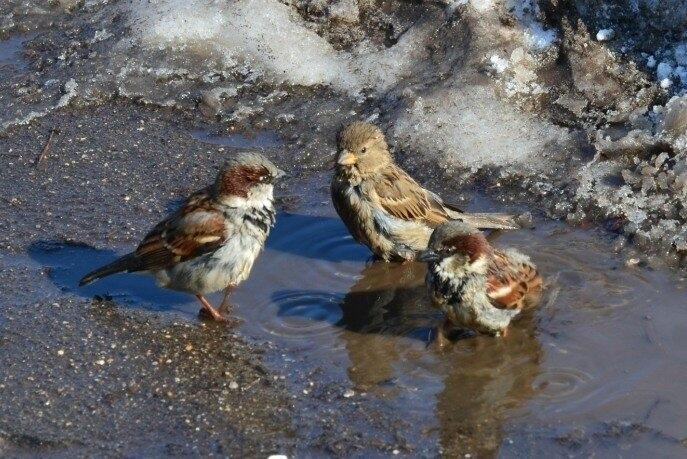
left=35, top=128, right=58, bottom=168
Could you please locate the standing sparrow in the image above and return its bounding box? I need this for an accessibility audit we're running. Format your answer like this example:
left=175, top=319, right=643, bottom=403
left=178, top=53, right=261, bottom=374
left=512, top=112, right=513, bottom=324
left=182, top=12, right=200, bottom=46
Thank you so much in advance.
left=80, top=152, right=285, bottom=322
left=331, top=121, right=519, bottom=261
left=419, top=221, right=542, bottom=344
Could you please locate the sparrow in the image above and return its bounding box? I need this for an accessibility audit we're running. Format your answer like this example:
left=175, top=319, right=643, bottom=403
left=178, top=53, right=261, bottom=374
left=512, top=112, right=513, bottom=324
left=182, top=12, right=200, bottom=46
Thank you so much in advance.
left=79, top=152, right=285, bottom=322
left=331, top=121, right=519, bottom=261
left=419, top=221, right=542, bottom=345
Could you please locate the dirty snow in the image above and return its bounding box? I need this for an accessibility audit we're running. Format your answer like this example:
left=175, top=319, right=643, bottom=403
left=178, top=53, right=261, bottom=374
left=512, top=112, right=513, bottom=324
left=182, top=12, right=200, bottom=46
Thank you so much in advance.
left=392, top=85, right=572, bottom=169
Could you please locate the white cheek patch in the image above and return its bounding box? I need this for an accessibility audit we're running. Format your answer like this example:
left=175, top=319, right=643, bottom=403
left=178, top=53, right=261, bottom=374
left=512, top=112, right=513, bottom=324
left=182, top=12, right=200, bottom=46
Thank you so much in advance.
left=221, top=184, right=274, bottom=208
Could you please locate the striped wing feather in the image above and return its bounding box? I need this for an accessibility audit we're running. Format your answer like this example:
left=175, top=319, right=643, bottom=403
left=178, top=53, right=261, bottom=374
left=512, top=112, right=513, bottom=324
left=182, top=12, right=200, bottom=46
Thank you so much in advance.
left=486, top=251, right=542, bottom=310
left=134, top=190, right=228, bottom=271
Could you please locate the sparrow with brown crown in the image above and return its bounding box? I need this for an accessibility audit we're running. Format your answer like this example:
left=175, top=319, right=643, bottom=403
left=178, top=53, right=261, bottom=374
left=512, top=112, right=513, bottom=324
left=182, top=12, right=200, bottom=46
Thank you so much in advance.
left=331, top=121, right=519, bottom=262
left=80, top=152, right=285, bottom=322
left=419, top=221, right=542, bottom=346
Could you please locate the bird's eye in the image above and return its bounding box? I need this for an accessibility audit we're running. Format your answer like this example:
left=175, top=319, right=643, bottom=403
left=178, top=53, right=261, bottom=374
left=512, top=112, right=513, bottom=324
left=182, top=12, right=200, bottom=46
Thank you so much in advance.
left=361, top=147, right=367, bottom=153
left=258, top=175, right=267, bottom=182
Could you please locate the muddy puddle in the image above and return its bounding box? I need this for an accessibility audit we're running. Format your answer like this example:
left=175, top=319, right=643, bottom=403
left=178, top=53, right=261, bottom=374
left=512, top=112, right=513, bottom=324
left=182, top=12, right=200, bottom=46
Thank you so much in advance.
left=0, top=34, right=32, bottom=71
left=27, top=206, right=687, bottom=455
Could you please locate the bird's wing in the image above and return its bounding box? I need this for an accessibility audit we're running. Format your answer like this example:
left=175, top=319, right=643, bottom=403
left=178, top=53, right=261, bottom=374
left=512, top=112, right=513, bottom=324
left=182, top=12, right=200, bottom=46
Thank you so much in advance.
left=134, top=191, right=229, bottom=271
left=486, top=251, right=542, bottom=310
left=425, top=190, right=520, bottom=230
left=371, top=165, right=449, bottom=227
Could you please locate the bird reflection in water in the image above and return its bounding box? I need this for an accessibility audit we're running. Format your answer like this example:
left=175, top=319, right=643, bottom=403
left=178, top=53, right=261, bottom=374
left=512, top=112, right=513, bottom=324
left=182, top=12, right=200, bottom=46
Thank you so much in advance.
left=336, top=261, right=542, bottom=456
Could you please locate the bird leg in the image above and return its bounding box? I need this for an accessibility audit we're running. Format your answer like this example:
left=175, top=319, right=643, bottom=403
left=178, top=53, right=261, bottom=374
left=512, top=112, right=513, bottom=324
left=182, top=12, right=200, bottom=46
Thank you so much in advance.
left=435, top=317, right=453, bottom=350
left=195, top=294, right=226, bottom=322
left=218, top=285, right=236, bottom=314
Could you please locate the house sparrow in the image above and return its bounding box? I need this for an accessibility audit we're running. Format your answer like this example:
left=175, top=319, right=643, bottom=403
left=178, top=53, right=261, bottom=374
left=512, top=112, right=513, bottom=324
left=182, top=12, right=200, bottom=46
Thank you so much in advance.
left=419, top=221, right=542, bottom=345
left=79, top=152, right=285, bottom=322
left=331, top=121, right=519, bottom=261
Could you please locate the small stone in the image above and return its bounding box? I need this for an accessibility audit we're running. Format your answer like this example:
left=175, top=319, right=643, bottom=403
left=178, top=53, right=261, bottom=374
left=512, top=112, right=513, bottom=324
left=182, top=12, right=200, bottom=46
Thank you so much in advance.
left=268, top=455, right=288, bottom=459
left=343, top=389, right=355, bottom=398
left=647, top=56, right=656, bottom=68
left=57, top=349, right=65, bottom=356
left=392, top=450, right=400, bottom=455
left=95, top=359, right=105, bottom=365
left=229, top=381, right=239, bottom=390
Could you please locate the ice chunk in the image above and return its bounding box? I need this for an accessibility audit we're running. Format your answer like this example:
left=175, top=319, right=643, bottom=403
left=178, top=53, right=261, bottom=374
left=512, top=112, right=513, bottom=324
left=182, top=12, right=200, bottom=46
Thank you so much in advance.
left=506, top=0, right=557, bottom=51
left=596, top=28, right=615, bottom=42
left=675, top=43, right=687, bottom=66
left=657, top=62, right=673, bottom=80
left=489, top=54, right=509, bottom=73
left=469, top=0, right=495, bottom=12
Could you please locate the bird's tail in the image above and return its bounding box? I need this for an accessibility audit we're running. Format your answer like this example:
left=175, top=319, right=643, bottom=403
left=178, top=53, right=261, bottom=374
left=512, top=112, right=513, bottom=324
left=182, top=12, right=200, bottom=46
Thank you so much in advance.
left=79, top=253, right=142, bottom=286
left=456, top=212, right=520, bottom=230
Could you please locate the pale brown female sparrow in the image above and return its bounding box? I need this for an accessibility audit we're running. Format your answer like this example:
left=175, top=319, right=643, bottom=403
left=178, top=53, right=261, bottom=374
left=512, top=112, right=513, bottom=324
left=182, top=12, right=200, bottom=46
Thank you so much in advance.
left=80, top=152, right=285, bottom=322
left=419, top=221, right=542, bottom=345
left=331, top=121, right=519, bottom=261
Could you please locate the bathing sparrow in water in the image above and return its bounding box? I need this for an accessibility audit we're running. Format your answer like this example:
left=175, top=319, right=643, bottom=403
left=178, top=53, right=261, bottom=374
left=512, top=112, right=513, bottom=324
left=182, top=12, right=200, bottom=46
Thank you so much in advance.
left=419, top=221, right=542, bottom=345
left=80, top=151, right=284, bottom=322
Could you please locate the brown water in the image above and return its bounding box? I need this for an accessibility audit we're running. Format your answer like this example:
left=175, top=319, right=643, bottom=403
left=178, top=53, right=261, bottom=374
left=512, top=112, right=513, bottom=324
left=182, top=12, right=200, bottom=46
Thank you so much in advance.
left=30, top=208, right=687, bottom=455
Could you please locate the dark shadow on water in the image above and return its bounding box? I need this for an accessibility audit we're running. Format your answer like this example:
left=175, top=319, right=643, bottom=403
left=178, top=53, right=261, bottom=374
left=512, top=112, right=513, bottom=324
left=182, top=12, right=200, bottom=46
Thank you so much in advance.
left=24, top=213, right=368, bottom=315
left=266, top=213, right=371, bottom=263
left=0, top=33, right=36, bottom=71
left=27, top=241, right=192, bottom=313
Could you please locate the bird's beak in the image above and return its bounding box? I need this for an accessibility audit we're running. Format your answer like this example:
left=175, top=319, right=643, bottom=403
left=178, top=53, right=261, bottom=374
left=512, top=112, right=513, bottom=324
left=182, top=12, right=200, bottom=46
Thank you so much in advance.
left=418, top=250, right=440, bottom=263
left=337, top=150, right=357, bottom=166
left=274, top=168, right=287, bottom=180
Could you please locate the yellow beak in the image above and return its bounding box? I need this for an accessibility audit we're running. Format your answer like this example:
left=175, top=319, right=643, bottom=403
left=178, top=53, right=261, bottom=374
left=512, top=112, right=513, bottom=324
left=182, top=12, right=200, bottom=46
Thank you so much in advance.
left=337, top=150, right=357, bottom=166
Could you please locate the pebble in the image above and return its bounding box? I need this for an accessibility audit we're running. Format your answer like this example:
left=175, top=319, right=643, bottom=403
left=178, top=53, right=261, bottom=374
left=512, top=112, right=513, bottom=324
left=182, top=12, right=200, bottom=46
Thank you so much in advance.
left=229, top=381, right=239, bottom=390
left=625, top=257, right=641, bottom=267
left=343, top=389, right=355, bottom=398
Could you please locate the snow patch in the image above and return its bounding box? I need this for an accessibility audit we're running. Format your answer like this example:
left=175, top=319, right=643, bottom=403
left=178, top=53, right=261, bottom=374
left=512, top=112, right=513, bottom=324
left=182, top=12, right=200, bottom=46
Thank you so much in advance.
left=127, top=0, right=431, bottom=94
left=129, top=0, right=356, bottom=90
left=596, top=28, right=615, bottom=42
left=507, top=0, right=557, bottom=51
left=392, top=85, right=571, bottom=168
